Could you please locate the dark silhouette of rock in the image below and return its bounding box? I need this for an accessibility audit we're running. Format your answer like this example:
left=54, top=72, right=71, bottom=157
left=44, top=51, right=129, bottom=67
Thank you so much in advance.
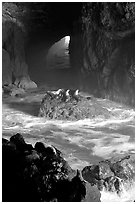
left=54, top=169, right=101, bottom=202
left=35, top=141, right=47, bottom=154
left=2, top=138, right=9, bottom=144
left=10, top=133, right=33, bottom=152
left=3, top=134, right=135, bottom=202
left=3, top=133, right=101, bottom=202
left=25, top=150, right=40, bottom=163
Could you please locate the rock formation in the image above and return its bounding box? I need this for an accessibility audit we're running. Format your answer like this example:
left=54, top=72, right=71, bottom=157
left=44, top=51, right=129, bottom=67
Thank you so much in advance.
left=82, top=154, right=135, bottom=196
left=2, top=133, right=101, bottom=202
left=2, top=3, right=37, bottom=90
left=80, top=3, right=135, bottom=105
left=38, top=89, right=110, bottom=120
left=69, top=3, right=135, bottom=106
left=2, top=134, right=135, bottom=201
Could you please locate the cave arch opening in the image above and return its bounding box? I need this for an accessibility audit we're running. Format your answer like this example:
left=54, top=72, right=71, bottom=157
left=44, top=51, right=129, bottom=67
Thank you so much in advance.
left=26, top=34, right=78, bottom=89
left=46, top=35, right=70, bottom=70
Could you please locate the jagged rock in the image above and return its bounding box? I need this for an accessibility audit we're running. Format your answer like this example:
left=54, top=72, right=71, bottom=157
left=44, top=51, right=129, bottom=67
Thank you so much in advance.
left=10, top=133, right=26, bottom=146
left=39, top=90, right=110, bottom=120
left=3, top=133, right=101, bottom=202
left=3, top=134, right=135, bottom=202
left=10, top=133, right=33, bottom=152
left=110, top=155, right=135, bottom=181
left=82, top=155, right=135, bottom=194
left=50, top=169, right=101, bottom=202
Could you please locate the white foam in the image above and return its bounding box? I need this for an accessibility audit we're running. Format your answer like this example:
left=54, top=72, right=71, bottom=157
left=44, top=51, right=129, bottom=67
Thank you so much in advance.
left=101, top=182, right=135, bottom=202
left=4, top=126, right=20, bottom=130
left=92, top=142, right=135, bottom=159
left=3, top=95, right=135, bottom=178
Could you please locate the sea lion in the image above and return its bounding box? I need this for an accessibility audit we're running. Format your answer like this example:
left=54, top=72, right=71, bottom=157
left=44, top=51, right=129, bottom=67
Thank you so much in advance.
left=68, top=89, right=80, bottom=101
left=54, top=89, right=63, bottom=96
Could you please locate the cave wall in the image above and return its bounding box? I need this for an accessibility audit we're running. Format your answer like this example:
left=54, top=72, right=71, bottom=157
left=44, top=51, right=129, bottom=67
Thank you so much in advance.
left=2, top=3, right=37, bottom=89
left=70, top=2, right=135, bottom=105
left=2, top=2, right=135, bottom=106
left=69, top=20, right=84, bottom=89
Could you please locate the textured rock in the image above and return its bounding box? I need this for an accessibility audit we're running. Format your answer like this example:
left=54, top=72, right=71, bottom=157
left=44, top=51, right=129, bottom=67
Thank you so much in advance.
left=39, top=90, right=110, bottom=120
left=3, top=134, right=134, bottom=202
left=2, top=3, right=37, bottom=89
left=2, top=133, right=101, bottom=202
left=110, top=155, right=135, bottom=181
left=69, top=2, right=135, bottom=106
left=82, top=155, right=135, bottom=194
left=2, top=84, right=25, bottom=97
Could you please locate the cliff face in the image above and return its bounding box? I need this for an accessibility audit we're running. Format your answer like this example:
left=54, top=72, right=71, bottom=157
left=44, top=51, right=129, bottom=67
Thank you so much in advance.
left=2, top=3, right=37, bottom=89
left=79, top=2, right=135, bottom=105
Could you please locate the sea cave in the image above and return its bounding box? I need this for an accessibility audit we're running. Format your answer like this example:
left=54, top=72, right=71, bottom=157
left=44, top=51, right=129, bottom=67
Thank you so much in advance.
left=2, top=2, right=135, bottom=202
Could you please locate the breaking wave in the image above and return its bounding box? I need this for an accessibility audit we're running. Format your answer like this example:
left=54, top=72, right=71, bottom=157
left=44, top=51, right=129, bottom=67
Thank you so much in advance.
left=2, top=91, right=135, bottom=201
left=100, top=182, right=135, bottom=202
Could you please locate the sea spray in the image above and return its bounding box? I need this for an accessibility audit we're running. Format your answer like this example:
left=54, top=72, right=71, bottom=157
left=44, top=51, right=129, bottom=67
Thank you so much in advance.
left=3, top=92, right=135, bottom=201
left=100, top=181, right=135, bottom=202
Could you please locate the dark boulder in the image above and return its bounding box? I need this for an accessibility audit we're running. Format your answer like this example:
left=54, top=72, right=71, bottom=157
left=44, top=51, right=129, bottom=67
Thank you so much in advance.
left=2, top=133, right=100, bottom=202
left=82, top=155, right=135, bottom=194
left=3, top=134, right=134, bottom=201
left=55, top=169, right=101, bottom=202
left=10, top=133, right=33, bottom=152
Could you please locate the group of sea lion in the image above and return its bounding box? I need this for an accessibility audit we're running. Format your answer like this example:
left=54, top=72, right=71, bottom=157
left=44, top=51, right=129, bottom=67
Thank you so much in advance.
left=45, top=88, right=80, bottom=102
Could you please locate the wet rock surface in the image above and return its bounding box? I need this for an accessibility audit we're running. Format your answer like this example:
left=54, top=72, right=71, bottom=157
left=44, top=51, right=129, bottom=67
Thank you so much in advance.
left=39, top=90, right=110, bottom=120
left=2, top=133, right=101, bottom=202
left=82, top=154, right=135, bottom=195
left=2, top=84, right=26, bottom=97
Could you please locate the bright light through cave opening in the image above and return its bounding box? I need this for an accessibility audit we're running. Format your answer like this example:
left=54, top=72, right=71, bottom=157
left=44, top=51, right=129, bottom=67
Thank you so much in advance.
left=46, top=35, right=70, bottom=69
left=65, top=36, right=70, bottom=45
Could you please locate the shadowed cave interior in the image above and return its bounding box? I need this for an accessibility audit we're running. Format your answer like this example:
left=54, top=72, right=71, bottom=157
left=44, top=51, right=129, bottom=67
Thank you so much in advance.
left=2, top=2, right=135, bottom=202
left=3, top=2, right=135, bottom=105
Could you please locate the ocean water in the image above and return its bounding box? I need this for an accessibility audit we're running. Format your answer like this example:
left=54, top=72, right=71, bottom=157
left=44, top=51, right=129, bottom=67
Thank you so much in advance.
left=2, top=88, right=135, bottom=201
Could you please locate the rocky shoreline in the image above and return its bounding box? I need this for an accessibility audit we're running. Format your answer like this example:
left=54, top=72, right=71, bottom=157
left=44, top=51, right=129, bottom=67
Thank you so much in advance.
left=2, top=133, right=135, bottom=202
